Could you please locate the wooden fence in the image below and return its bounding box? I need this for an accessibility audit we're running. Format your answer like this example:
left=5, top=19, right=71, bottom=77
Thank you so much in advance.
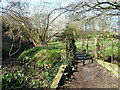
left=80, top=38, right=115, bottom=63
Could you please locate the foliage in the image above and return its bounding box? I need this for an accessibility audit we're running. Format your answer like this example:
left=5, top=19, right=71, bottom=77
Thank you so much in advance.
left=65, top=29, right=76, bottom=66
left=2, top=46, right=63, bottom=88
left=26, top=62, right=62, bottom=88
left=3, top=37, right=76, bottom=89
left=2, top=66, right=28, bottom=89
left=2, top=61, right=62, bottom=89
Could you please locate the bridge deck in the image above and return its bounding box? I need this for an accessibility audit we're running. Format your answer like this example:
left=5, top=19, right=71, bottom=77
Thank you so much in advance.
left=60, top=51, right=118, bottom=88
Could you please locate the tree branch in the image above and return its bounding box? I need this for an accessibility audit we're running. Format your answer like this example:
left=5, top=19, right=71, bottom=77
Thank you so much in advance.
left=45, top=32, right=59, bottom=44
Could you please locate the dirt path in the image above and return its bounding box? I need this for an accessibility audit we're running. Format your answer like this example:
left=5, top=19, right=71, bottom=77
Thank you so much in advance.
left=60, top=51, right=119, bottom=88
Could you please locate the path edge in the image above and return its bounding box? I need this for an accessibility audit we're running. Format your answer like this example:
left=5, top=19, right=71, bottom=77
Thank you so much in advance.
left=96, top=59, right=119, bottom=78
left=50, top=64, right=68, bottom=88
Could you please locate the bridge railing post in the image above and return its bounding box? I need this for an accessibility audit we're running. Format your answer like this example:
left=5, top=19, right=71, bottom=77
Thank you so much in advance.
left=95, top=38, right=98, bottom=59
left=111, top=39, right=113, bottom=63
left=81, top=38, right=84, bottom=51
left=86, top=38, right=88, bottom=55
left=65, top=38, right=67, bottom=63
left=103, top=39, right=105, bottom=61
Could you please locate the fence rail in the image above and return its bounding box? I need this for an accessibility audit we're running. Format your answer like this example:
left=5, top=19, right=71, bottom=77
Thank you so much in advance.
left=79, top=38, right=115, bottom=63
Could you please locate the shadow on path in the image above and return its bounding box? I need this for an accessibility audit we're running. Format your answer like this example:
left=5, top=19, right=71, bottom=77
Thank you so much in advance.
left=75, top=51, right=93, bottom=66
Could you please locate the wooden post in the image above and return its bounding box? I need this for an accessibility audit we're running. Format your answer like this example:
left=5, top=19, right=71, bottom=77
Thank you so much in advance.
left=111, top=39, right=113, bottom=63
left=34, top=63, right=36, bottom=70
left=65, top=39, right=67, bottom=63
left=42, top=64, right=44, bottom=71
left=82, top=38, right=84, bottom=51
left=103, top=39, right=105, bottom=61
left=95, top=38, right=98, bottom=59
left=81, top=38, right=83, bottom=51
left=86, top=38, right=88, bottom=55
left=68, top=40, right=70, bottom=57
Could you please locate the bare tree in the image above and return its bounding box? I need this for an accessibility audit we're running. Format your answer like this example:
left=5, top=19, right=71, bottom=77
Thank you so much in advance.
left=1, top=0, right=70, bottom=56
left=1, top=0, right=119, bottom=56
left=1, top=0, right=69, bottom=46
left=63, top=0, right=119, bottom=39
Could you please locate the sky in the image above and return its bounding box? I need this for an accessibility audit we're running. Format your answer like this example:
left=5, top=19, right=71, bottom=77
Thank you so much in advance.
left=1, top=0, right=119, bottom=31
left=1, top=0, right=78, bottom=13
left=1, top=0, right=80, bottom=9
left=26, top=0, right=79, bottom=9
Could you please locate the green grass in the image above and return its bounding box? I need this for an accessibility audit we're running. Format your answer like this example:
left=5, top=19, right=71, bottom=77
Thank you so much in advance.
left=18, top=42, right=65, bottom=63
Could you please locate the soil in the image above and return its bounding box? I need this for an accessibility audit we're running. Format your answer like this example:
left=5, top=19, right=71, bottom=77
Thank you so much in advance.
left=60, top=51, right=119, bottom=88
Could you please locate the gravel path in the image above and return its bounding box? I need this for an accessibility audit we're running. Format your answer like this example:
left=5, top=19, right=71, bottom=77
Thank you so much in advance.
left=60, top=51, right=119, bottom=88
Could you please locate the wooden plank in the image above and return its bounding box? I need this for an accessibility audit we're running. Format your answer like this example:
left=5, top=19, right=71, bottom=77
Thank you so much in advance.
left=96, top=60, right=119, bottom=78
left=51, top=64, right=68, bottom=88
